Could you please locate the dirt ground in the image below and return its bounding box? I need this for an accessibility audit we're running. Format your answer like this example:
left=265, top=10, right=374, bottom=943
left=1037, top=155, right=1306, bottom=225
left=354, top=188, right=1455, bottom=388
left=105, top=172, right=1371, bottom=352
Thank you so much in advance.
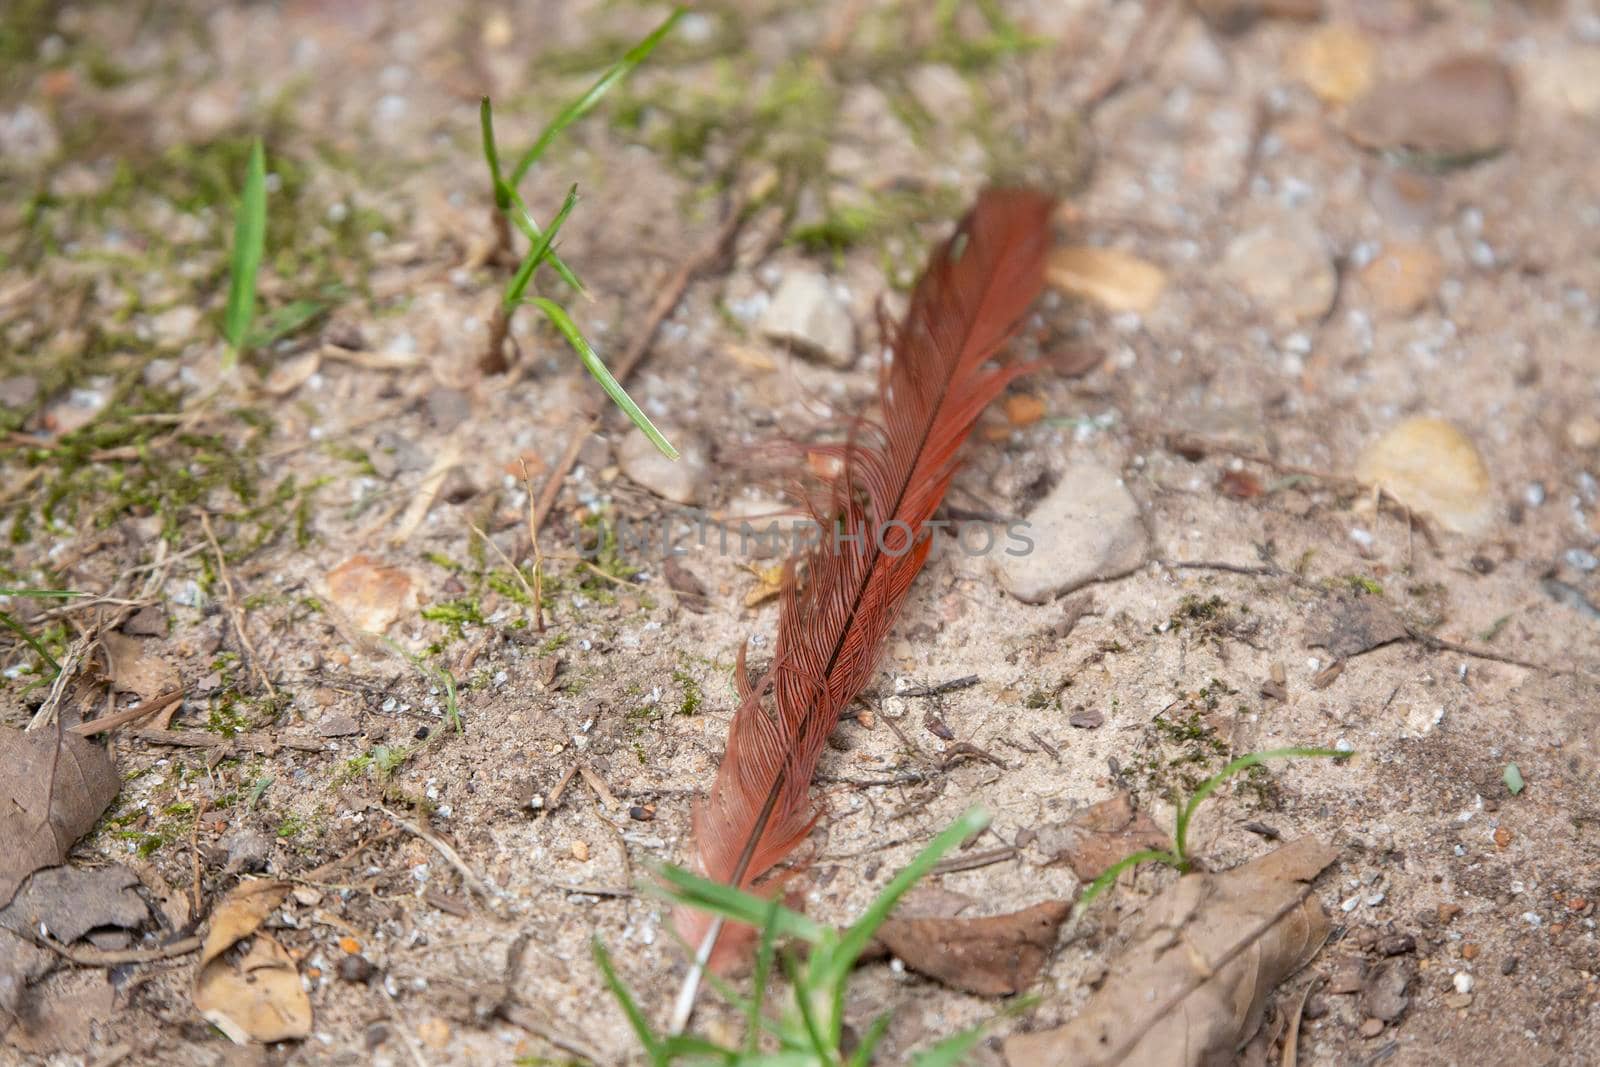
left=2, top=1, right=1598, bottom=1064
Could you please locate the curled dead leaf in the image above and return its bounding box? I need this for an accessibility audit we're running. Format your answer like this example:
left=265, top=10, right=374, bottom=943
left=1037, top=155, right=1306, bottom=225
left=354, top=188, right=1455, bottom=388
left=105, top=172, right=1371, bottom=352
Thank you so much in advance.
left=192, top=880, right=310, bottom=1044
left=865, top=899, right=1071, bottom=996
left=1033, top=792, right=1171, bottom=880
left=1306, top=595, right=1408, bottom=660
left=0, top=728, right=120, bottom=908
left=102, top=631, right=182, bottom=701
left=1005, top=837, right=1339, bottom=1067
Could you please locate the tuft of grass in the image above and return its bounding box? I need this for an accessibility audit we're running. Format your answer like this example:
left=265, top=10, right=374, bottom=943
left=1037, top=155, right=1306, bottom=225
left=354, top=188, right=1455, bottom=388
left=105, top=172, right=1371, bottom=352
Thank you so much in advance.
left=601, top=808, right=1022, bottom=1065
left=478, top=8, right=685, bottom=459
left=0, top=587, right=84, bottom=678
left=1075, top=747, right=1354, bottom=917
left=222, top=138, right=267, bottom=369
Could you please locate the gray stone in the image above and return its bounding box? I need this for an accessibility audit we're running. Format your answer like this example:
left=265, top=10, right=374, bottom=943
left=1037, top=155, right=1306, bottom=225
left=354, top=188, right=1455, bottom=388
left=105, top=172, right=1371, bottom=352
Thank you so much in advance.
left=1362, top=958, right=1414, bottom=1022
left=618, top=429, right=707, bottom=506
left=222, top=829, right=273, bottom=875
left=759, top=271, right=856, bottom=368
left=996, top=463, right=1149, bottom=603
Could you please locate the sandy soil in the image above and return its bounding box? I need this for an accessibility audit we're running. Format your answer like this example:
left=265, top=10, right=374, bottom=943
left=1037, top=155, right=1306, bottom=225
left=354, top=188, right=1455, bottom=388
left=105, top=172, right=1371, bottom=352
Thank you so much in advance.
left=1, top=1, right=1597, bottom=1064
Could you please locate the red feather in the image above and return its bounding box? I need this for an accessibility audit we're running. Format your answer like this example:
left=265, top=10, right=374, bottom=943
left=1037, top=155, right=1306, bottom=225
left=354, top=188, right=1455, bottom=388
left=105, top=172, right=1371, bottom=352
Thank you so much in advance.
left=679, top=187, right=1055, bottom=968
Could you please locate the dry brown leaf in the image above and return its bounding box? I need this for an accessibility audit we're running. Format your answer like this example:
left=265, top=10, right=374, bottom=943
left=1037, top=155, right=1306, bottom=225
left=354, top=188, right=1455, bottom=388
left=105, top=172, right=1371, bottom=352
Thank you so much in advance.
left=867, top=899, right=1071, bottom=996
left=1005, top=836, right=1338, bottom=1067
left=0, top=865, right=148, bottom=944
left=324, top=553, right=414, bottom=633
left=1306, top=596, right=1408, bottom=660
left=2, top=973, right=114, bottom=1055
left=1047, top=246, right=1167, bottom=314
left=193, top=880, right=309, bottom=1044
left=1034, top=793, right=1171, bottom=880
left=663, top=557, right=710, bottom=613
left=0, top=728, right=120, bottom=908
left=102, top=631, right=182, bottom=700
left=194, top=935, right=311, bottom=1044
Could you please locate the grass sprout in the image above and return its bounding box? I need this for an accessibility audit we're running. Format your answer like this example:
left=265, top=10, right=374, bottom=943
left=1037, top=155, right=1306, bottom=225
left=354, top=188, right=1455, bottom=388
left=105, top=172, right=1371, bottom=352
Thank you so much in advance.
left=478, top=8, right=685, bottom=459
left=222, top=137, right=266, bottom=368
left=1074, top=746, right=1354, bottom=918
left=598, top=807, right=1020, bottom=1065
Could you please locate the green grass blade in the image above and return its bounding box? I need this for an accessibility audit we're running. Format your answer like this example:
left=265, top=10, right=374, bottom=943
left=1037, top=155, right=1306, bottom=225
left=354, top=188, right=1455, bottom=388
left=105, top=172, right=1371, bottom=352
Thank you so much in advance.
left=1174, top=747, right=1352, bottom=862
left=847, top=1013, right=894, bottom=1067
left=825, top=807, right=989, bottom=988
left=508, top=7, right=686, bottom=189
left=478, top=97, right=510, bottom=211
left=651, top=864, right=827, bottom=942
left=527, top=297, right=679, bottom=459
left=747, top=898, right=782, bottom=1054
left=780, top=949, right=831, bottom=1059
left=222, top=138, right=267, bottom=368
left=0, top=588, right=86, bottom=599
left=246, top=298, right=327, bottom=348
left=1071, top=848, right=1182, bottom=919
left=503, top=184, right=580, bottom=307
left=483, top=96, right=585, bottom=293
left=508, top=184, right=586, bottom=293
left=0, top=610, right=60, bottom=673
left=591, top=937, right=663, bottom=1060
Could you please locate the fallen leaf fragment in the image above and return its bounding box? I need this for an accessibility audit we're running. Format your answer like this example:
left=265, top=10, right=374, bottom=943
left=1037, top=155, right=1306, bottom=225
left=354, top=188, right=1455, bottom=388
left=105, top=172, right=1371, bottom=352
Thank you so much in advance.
left=324, top=553, right=414, bottom=633
left=0, top=865, right=148, bottom=944
left=663, top=557, right=710, bottom=613
left=866, top=899, right=1071, bottom=996
left=1047, top=245, right=1167, bottom=314
left=193, top=880, right=310, bottom=1044
left=102, top=631, right=182, bottom=701
left=1305, top=595, right=1408, bottom=659
left=742, top=561, right=786, bottom=607
left=1355, top=417, right=1494, bottom=535
left=2, top=973, right=114, bottom=1054
left=1005, top=837, right=1339, bottom=1067
left=1033, top=793, right=1171, bottom=880
left=1346, top=55, right=1517, bottom=161
left=0, top=728, right=120, bottom=908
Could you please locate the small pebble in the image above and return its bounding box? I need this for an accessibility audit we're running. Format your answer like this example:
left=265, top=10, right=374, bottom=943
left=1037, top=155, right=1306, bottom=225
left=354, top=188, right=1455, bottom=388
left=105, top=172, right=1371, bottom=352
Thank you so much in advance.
left=1454, top=972, right=1475, bottom=994
left=339, top=955, right=376, bottom=983
left=1359, top=1018, right=1386, bottom=1038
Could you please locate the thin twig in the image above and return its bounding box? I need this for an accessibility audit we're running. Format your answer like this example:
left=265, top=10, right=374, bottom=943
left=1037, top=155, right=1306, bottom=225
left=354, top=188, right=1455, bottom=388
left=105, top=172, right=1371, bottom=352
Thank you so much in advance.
left=379, top=805, right=500, bottom=906
left=199, top=511, right=277, bottom=700
left=70, top=688, right=184, bottom=736
left=34, top=933, right=202, bottom=967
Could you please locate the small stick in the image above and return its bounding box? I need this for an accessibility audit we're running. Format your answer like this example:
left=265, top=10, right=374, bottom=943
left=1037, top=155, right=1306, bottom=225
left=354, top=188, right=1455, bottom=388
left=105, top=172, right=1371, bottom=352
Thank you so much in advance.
left=897, top=674, right=980, bottom=698
left=200, top=511, right=277, bottom=700
left=70, top=688, right=183, bottom=735
left=34, top=933, right=201, bottom=967
left=931, top=846, right=1016, bottom=876
left=378, top=805, right=499, bottom=905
